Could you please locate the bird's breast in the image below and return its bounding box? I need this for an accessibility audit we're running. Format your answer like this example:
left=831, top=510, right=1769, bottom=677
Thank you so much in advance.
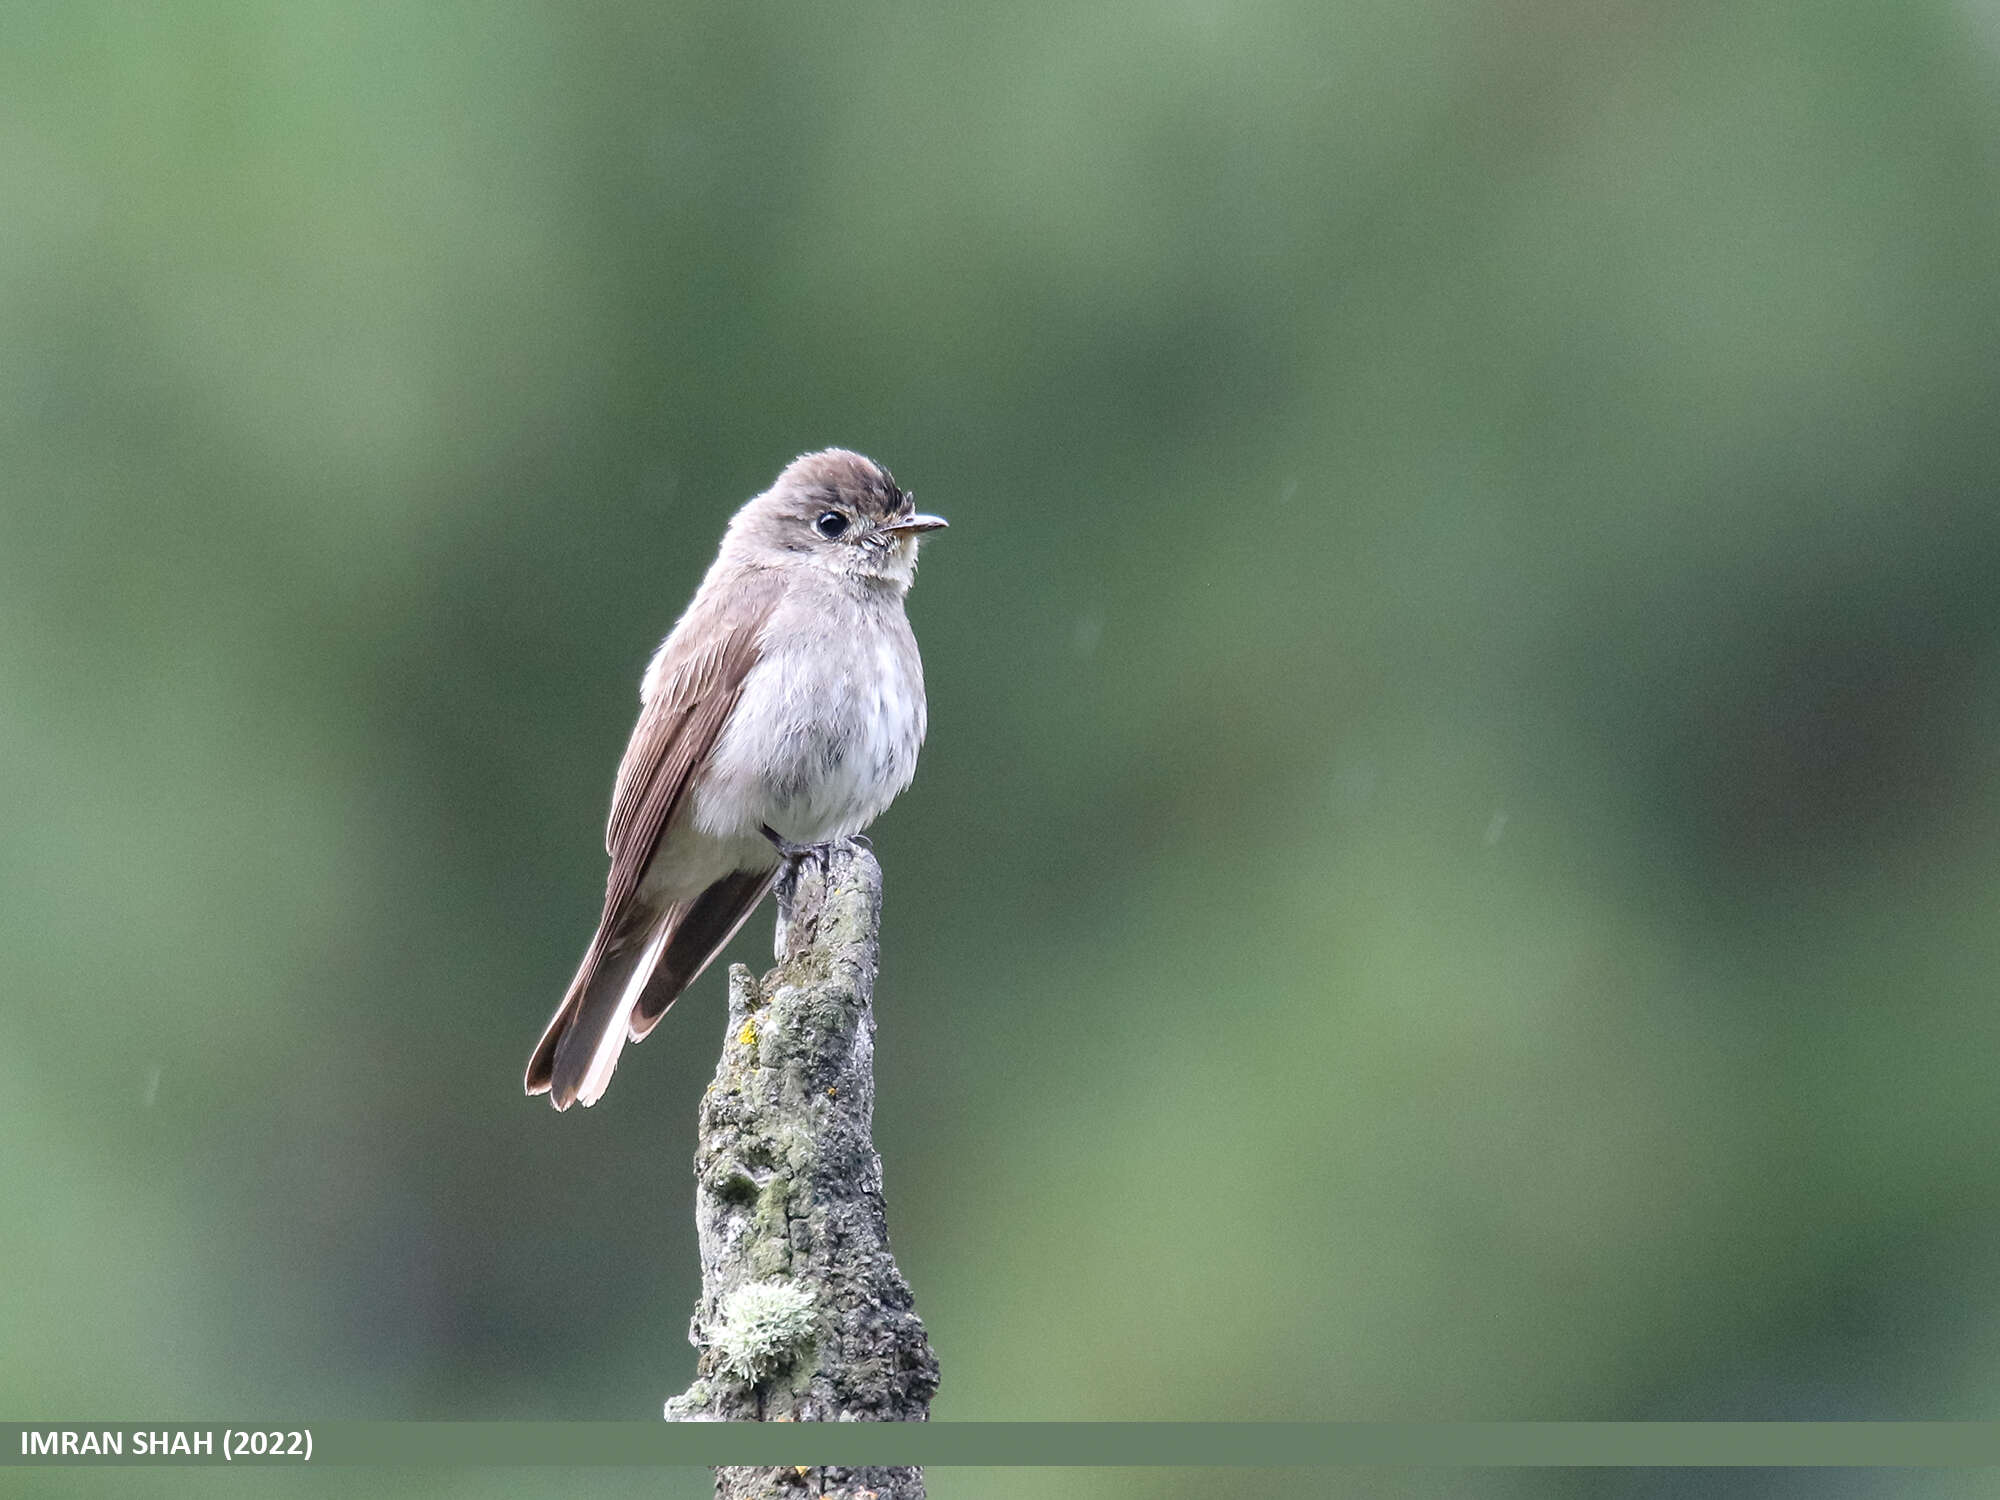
left=691, top=612, right=926, bottom=846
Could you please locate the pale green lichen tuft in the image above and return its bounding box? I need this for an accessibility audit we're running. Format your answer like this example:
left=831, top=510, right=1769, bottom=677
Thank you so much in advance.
left=709, top=1279, right=818, bottom=1384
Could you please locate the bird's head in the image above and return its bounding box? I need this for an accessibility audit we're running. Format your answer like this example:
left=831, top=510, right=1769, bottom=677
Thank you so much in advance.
left=728, top=449, right=946, bottom=589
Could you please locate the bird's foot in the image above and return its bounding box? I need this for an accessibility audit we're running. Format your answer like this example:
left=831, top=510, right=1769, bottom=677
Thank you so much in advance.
left=764, top=827, right=839, bottom=959
left=761, top=825, right=837, bottom=864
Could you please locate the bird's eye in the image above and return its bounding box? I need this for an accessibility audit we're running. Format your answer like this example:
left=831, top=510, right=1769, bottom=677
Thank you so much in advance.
left=814, top=511, right=849, bottom=539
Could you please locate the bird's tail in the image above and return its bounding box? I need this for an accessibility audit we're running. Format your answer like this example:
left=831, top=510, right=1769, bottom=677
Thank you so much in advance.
left=524, top=907, right=667, bottom=1111
left=524, top=865, right=776, bottom=1110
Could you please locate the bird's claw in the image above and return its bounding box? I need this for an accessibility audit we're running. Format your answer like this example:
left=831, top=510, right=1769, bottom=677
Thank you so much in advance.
left=761, top=825, right=829, bottom=863
left=765, top=827, right=841, bottom=958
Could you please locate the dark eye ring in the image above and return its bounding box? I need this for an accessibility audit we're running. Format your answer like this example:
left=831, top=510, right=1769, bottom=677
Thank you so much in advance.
left=814, top=511, right=849, bottom=539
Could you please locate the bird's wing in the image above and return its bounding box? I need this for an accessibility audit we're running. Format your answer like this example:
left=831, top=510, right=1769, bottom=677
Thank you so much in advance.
left=629, top=863, right=778, bottom=1039
left=600, top=569, right=781, bottom=919
left=523, top=571, right=782, bottom=1108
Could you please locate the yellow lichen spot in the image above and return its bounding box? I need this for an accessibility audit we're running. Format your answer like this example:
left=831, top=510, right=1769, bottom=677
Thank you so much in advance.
left=737, top=1018, right=758, bottom=1048
left=826, top=1087, right=837, bottom=1098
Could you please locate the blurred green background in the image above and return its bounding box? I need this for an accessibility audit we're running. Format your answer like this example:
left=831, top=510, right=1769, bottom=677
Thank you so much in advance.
left=8, top=1, right=2000, bottom=1497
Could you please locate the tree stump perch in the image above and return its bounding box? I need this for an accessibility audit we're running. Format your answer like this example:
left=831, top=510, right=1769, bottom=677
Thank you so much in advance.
left=665, top=837, right=939, bottom=1500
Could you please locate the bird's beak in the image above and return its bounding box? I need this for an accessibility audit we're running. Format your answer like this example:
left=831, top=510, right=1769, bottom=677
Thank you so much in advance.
left=883, top=513, right=949, bottom=535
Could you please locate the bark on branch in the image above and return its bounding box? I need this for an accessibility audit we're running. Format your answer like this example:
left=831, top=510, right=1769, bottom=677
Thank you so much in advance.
left=665, top=837, right=939, bottom=1500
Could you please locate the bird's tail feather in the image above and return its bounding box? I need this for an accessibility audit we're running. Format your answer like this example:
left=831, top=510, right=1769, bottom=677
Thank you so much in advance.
left=630, top=866, right=775, bottom=1040
left=524, top=906, right=668, bottom=1110
left=525, top=865, right=778, bottom=1110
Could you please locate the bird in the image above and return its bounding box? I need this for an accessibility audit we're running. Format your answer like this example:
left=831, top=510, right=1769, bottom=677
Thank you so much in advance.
left=525, top=449, right=946, bottom=1110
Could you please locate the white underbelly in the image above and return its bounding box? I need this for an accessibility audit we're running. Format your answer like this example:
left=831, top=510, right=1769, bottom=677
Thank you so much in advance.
left=690, top=636, right=925, bottom=845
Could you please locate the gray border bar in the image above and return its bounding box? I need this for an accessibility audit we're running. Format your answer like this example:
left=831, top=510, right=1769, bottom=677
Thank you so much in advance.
left=9, top=1422, right=2000, bottom=1467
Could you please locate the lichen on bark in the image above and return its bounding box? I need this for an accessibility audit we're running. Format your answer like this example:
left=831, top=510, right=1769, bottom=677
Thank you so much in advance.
left=665, top=837, right=938, bottom=1500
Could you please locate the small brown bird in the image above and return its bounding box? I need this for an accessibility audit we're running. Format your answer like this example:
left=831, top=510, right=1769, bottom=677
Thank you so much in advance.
left=525, top=450, right=945, bottom=1109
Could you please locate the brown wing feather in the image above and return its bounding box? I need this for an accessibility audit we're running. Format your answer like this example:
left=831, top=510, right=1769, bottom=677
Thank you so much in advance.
left=524, top=568, right=781, bottom=1105
left=600, top=568, right=781, bottom=917
left=629, top=865, right=777, bottom=1039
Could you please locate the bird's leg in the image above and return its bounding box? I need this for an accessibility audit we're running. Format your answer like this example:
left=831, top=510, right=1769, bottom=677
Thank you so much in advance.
left=761, top=824, right=830, bottom=865
left=764, top=825, right=839, bottom=960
